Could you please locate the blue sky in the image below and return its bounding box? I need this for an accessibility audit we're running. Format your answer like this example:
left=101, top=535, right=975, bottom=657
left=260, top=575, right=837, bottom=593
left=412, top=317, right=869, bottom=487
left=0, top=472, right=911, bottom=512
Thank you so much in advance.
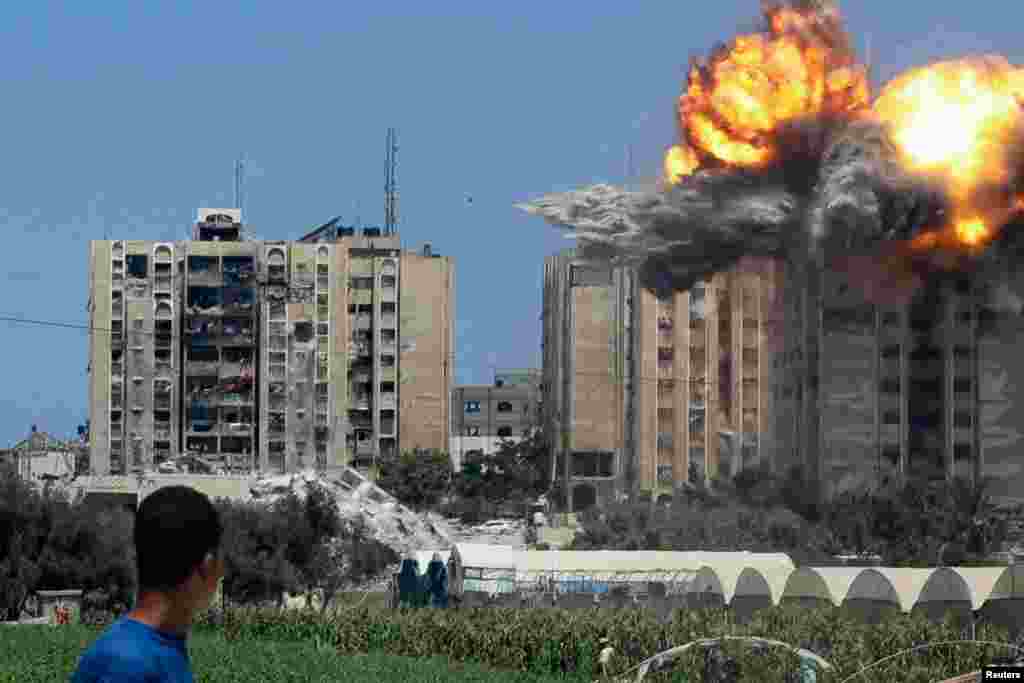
left=0, top=1, right=1022, bottom=445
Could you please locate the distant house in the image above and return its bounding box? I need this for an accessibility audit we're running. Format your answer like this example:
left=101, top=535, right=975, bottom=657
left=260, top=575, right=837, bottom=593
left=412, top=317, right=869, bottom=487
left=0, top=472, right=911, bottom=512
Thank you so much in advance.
left=8, top=429, right=78, bottom=482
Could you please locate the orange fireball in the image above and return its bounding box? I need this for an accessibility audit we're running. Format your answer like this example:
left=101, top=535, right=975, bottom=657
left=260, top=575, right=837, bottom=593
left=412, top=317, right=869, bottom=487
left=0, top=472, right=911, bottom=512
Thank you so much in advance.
left=873, top=56, right=1024, bottom=249
left=664, top=4, right=869, bottom=183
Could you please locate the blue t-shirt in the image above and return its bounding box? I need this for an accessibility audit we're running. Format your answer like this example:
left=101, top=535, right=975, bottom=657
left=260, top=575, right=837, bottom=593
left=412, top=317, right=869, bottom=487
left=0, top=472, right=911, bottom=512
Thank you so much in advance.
left=70, top=616, right=193, bottom=683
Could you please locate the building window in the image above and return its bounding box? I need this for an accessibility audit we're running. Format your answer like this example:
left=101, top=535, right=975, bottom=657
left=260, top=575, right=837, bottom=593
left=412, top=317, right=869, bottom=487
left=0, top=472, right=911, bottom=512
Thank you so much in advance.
left=126, top=255, right=148, bottom=279
left=497, top=426, right=513, bottom=438
left=496, top=401, right=513, bottom=413
left=465, top=401, right=481, bottom=414
left=351, top=277, right=373, bottom=290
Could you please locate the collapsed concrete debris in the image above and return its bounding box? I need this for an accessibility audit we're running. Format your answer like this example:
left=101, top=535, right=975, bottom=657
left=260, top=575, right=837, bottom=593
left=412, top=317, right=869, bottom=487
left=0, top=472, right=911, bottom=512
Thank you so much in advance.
left=248, top=467, right=454, bottom=560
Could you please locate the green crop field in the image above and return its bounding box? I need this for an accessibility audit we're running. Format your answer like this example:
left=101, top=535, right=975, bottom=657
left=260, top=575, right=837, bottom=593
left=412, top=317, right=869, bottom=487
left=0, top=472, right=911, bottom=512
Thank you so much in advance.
left=0, top=625, right=579, bottom=683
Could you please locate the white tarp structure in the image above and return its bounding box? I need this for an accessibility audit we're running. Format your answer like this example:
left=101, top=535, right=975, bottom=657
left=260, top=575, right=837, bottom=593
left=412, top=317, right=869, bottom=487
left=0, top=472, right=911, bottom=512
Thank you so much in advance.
left=419, top=543, right=1024, bottom=615
left=420, top=544, right=796, bottom=595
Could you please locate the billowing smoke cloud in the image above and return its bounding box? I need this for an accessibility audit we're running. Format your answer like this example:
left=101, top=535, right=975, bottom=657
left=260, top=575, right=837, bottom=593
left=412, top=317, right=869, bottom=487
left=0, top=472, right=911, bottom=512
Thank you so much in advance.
left=518, top=118, right=941, bottom=298
left=518, top=1, right=1024, bottom=319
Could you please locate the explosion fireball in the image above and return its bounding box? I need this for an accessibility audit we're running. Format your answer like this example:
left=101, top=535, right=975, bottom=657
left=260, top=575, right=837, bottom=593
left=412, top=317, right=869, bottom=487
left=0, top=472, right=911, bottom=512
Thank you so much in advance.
left=874, top=56, right=1024, bottom=249
left=520, top=0, right=1024, bottom=303
left=668, top=1, right=869, bottom=178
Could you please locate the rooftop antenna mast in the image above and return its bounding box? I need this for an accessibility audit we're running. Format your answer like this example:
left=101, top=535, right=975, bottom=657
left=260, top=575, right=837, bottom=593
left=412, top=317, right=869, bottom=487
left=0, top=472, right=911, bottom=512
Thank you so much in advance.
left=384, top=127, right=399, bottom=235
left=234, top=155, right=246, bottom=238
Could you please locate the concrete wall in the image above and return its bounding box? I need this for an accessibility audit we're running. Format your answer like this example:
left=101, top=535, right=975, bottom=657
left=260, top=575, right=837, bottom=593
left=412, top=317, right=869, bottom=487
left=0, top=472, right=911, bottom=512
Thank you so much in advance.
left=979, top=269, right=1024, bottom=501
left=88, top=240, right=114, bottom=475
left=398, top=253, right=454, bottom=453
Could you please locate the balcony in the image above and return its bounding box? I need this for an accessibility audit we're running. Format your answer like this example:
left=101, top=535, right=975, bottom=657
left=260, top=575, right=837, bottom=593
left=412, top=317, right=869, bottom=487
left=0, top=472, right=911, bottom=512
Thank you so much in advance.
left=351, top=370, right=372, bottom=384
left=187, top=361, right=220, bottom=376
left=110, top=394, right=123, bottom=409
left=267, top=365, right=286, bottom=380
left=111, top=361, right=124, bottom=376
left=354, top=440, right=374, bottom=457
left=188, top=269, right=221, bottom=287
left=348, top=415, right=372, bottom=430
left=657, top=433, right=674, bottom=449
left=379, top=340, right=397, bottom=354
left=155, top=361, right=174, bottom=379
left=154, top=275, right=172, bottom=293
left=222, top=300, right=255, bottom=317
left=154, top=425, right=172, bottom=441
left=349, top=343, right=371, bottom=359
left=155, top=334, right=173, bottom=350
left=380, top=418, right=396, bottom=435
left=353, top=315, right=372, bottom=331
left=188, top=419, right=217, bottom=434
left=220, top=319, right=255, bottom=345
left=219, top=361, right=252, bottom=379
left=351, top=395, right=371, bottom=410
left=316, top=275, right=329, bottom=290
left=154, top=394, right=172, bottom=410
left=220, top=392, right=253, bottom=406
left=379, top=393, right=396, bottom=410
left=223, top=421, right=254, bottom=434
left=380, top=313, right=397, bottom=329
left=110, top=422, right=124, bottom=438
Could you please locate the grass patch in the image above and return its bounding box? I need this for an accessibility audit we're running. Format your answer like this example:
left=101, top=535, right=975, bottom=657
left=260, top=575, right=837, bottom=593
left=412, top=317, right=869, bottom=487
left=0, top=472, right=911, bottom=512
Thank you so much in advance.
left=0, top=625, right=579, bottom=683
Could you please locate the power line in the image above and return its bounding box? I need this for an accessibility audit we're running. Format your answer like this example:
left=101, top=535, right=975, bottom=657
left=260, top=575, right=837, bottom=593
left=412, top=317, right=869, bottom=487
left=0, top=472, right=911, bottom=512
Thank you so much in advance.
left=0, top=314, right=746, bottom=386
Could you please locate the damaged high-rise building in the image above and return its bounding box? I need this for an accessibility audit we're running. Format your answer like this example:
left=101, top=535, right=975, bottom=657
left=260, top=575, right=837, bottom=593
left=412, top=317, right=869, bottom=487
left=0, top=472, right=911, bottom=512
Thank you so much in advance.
left=541, top=248, right=779, bottom=509
left=86, top=210, right=454, bottom=476
left=772, top=262, right=1024, bottom=503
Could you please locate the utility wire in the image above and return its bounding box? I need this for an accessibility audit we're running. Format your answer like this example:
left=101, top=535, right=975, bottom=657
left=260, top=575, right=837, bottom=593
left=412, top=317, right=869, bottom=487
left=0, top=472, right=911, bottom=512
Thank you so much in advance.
left=0, top=314, right=747, bottom=386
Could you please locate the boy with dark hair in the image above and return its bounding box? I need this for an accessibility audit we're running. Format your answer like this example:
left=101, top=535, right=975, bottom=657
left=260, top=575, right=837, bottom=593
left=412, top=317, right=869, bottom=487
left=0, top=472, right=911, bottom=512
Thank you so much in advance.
left=72, top=485, right=224, bottom=682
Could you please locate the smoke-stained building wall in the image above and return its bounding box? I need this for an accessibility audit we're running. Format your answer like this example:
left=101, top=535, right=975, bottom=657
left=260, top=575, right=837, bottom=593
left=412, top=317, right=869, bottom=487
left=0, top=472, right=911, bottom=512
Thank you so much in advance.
left=634, top=256, right=780, bottom=493
left=542, top=249, right=778, bottom=507
left=87, top=212, right=455, bottom=477
left=770, top=261, right=1024, bottom=502
left=542, top=250, right=632, bottom=510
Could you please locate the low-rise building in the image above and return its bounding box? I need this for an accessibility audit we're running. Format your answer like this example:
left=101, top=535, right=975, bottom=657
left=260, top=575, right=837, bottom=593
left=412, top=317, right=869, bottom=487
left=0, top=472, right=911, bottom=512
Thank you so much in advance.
left=450, top=379, right=540, bottom=470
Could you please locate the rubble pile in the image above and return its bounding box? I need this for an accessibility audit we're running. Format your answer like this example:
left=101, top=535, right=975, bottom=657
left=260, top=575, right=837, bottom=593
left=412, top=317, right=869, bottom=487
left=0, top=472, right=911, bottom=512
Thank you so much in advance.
left=248, top=467, right=454, bottom=559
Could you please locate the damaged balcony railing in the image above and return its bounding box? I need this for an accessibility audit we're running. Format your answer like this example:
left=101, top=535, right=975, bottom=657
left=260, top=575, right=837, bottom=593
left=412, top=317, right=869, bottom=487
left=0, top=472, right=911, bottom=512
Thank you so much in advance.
left=220, top=391, right=252, bottom=406
left=187, top=361, right=220, bottom=376
left=224, top=421, right=253, bottom=434
left=220, top=320, right=254, bottom=344
left=222, top=287, right=255, bottom=315
left=189, top=419, right=216, bottom=433
left=188, top=257, right=221, bottom=286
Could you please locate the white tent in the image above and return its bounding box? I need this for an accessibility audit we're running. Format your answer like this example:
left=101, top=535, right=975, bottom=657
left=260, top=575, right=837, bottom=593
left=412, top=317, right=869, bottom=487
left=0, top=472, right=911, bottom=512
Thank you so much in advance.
left=416, top=544, right=1024, bottom=616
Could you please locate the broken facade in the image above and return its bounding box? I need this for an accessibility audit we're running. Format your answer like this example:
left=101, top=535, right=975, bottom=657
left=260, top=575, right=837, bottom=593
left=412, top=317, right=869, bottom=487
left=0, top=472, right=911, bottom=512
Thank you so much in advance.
left=86, top=210, right=455, bottom=476
left=541, top=248, right=778, bottom=509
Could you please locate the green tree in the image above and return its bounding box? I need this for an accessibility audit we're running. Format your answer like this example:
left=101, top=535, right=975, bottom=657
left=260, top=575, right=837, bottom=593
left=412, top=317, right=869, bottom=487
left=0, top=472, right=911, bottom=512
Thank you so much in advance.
left=376, top=448, right=452, bottom=510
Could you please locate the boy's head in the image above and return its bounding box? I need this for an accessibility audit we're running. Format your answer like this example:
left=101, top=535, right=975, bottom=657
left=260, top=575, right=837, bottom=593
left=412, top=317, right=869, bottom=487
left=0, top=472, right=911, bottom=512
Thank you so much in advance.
left=134, top=486, right=223, bottom=609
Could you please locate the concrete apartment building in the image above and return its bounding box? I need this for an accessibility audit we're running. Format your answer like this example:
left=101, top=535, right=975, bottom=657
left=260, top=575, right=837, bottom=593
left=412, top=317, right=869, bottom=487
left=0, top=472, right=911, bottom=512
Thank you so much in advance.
left=86, top=210, right=454, bottom=476
left=773, top=264, right=1024, bottom=502
left=541, top=248, right=780, bottom=509
left=449, top=369, right=541, bottom=470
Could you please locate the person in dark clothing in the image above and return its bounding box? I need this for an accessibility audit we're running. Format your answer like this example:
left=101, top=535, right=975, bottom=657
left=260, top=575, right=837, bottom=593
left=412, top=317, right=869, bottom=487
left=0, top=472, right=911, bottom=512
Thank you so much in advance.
left=71, top=486, right=224, bottom=683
